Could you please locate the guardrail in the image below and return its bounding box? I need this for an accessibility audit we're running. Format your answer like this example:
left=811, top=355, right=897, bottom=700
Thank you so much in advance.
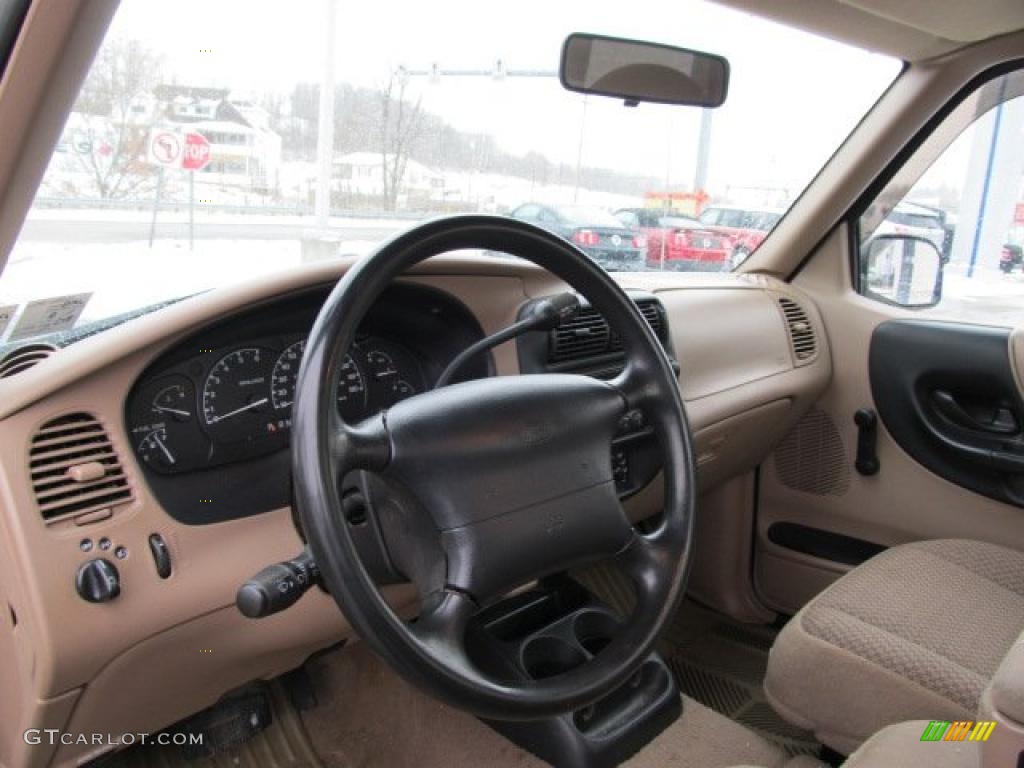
left=31, top=197, right=430, bottom=220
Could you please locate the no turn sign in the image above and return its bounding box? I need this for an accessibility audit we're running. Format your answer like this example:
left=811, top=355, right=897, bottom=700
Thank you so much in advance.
left=147, top=130, right=182, bottom=167
left=147, top=129, right=211, bottom=171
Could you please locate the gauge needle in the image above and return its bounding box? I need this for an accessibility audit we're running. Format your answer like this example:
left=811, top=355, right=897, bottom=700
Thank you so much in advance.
left=152, top=432, right=175, bottom=465
left=210, top=398, right=269, bottom=423
left=154, top=405, right=191, bottom=418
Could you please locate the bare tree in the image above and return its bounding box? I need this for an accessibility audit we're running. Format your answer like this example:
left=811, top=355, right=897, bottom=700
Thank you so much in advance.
left=70, top=38, right=164, bottom=199
left=378, top=70, right=424, bottom=210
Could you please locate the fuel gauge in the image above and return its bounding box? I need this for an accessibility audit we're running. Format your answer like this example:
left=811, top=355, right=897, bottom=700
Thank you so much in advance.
left=390, top=380, right=416, bottom=401
left=365, top=349, right=398, bottom=381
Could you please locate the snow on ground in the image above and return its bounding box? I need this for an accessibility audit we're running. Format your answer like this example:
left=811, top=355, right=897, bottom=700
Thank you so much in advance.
left=24, top=206, right=422, bottom=230
left=944, top=265, right=1024, bottom=298
left=2, top=224, right=1023, bottom=345
left=0, top=239, right=306, bottom=328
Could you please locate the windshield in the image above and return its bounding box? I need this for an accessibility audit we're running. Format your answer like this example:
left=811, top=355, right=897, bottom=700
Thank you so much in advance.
left=0, top=0, right=899, bottom=340
left=556, top=206, right=627, bottom=228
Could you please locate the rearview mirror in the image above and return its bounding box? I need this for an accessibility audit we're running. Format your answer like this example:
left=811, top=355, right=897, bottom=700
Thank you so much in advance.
left=560, top=33, right=729, bottom=108
left=862, top=235, right=944, bottom=308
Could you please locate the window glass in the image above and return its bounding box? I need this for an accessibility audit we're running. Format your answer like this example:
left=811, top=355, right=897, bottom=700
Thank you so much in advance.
left=858, top=70, right=1024, bottom=324
left=0, top=0, right=898, bottom=344
left=616, top=210, right=639, bottom=228
left=698, top=208, right=719, bottom=225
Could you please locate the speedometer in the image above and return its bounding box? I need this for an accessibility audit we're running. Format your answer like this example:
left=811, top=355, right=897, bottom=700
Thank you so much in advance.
left=270, top=341, right=305, bottom=411
left=270, top=340, right=367, bottom=421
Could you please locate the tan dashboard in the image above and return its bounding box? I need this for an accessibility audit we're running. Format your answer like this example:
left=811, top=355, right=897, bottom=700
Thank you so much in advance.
left=0, top=255, right=829, bottom=767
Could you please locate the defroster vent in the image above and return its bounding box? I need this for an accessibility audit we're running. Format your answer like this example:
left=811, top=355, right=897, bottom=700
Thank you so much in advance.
left=0, top=344, right=57, bottom=379
left=30, top=413, right=132, bottom=522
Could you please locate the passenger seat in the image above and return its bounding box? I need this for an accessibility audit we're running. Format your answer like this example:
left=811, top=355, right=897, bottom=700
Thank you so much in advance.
left=763, top=539, right=1024, bottom=753
left=730, top=721, right=981, bottom=768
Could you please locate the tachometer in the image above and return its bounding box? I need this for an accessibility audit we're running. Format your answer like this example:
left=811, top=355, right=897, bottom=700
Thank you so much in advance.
left=202, top=348, right=272, bottom=442
left=271, top=340, right=368, bottom=421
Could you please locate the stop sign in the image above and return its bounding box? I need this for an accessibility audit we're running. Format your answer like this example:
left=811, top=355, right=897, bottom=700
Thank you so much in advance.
left=181, top=132, right=211, bottom=171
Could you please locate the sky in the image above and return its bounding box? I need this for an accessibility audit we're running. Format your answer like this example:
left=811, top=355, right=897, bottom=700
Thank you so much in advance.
left=103, top=0, right=901, bottom=200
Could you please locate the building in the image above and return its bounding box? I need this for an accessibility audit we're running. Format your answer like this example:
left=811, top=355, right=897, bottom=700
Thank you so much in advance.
left=146, top=85, right=282, bottom=193
left=333, top=152, right=444, bottom=206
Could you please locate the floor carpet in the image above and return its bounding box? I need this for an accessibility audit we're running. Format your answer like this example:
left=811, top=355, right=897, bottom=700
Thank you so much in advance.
left=572, top=565, right=823, bottom=760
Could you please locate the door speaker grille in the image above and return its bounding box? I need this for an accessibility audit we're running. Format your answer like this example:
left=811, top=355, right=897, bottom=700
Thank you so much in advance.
left=773, top=408, right=849, bottom=496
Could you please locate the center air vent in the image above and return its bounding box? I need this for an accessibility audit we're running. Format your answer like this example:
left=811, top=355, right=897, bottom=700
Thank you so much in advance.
left=778, top=297, right=817, bottom=365
left=550, top=299, right=666, bottom=364
left=0, top=343, right=58, bottom=379
left=29, top=413, right=132, bottom=523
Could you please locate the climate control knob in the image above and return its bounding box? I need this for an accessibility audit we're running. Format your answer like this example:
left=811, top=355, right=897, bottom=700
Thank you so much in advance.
left=76, top=558, right=121, bottom=603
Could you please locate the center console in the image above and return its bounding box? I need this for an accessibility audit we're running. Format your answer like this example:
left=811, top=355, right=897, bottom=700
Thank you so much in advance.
left=467, top=577, right=681, bottom=768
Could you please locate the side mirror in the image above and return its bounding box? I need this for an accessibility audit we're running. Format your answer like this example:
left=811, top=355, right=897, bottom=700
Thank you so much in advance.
left=862, top=235, right=944, bottom=308
left=560, top=33, right=729, bottom=108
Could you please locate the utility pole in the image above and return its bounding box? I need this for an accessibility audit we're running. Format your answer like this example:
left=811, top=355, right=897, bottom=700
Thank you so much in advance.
left=314, top=0, right=336, bottom=231
left=693, top=108, right=712, bottom=191
left=574, top=98, right=588, bottom=202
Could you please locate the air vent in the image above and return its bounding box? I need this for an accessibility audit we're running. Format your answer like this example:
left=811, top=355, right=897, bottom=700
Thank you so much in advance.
left=0, top=344, right=57, bottom=379
left=29, top=413, right=132, bottom=523
left=778, top=297, right=817, bottom=364
left=551, top=299, right=665, bottom=364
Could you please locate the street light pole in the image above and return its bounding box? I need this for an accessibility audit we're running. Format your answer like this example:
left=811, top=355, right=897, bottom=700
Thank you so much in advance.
left=693, top=108, right=712, bottom=191
left=314, top=0, right=336, bottom=231
left=574, top=98, right=588, bottom=202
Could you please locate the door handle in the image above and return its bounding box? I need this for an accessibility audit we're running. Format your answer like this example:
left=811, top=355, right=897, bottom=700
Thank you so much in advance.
left=921, top=419, right=1024, bottom=473
left=931, top=390, right=1019, bottom=435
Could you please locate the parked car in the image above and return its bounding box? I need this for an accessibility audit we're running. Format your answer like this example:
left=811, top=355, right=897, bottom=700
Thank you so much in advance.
left=698, top=204, right=784, bottom=265
left=510, top=203, right=645, bottom=268
left=614, top=207, right=699, bottom=232
left=1001, top=243, right=1023, bottom=273
left=615, top=209, right=734, bottom=271
left=877, top=201, right=949, bottom=258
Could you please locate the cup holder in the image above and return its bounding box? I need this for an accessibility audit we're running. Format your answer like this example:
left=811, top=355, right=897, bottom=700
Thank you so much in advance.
left=521, top=635, right=587, bottom=679
left=574, top=610, right=619, bottom=657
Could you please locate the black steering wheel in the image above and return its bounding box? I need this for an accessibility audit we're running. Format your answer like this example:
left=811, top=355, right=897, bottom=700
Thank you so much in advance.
left=292, top=215, right=695, bottom=721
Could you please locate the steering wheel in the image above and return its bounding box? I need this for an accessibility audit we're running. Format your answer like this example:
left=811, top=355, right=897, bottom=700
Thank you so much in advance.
left=292, top=215, right=695, bottom=721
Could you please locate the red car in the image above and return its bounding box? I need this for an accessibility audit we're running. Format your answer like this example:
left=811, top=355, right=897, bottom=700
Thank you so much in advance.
left=698, top=205, right=784, bottom=265
left=615, top=209, right=734, bottom=271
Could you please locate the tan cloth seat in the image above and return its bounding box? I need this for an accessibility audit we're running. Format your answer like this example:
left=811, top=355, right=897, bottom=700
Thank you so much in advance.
left=764, top=539, right=1024, bottom=754
left=731, top=721, right=980, bottom=768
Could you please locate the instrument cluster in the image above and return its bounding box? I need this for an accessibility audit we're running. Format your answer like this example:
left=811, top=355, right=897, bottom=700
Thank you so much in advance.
left=127, top=334, right=425, bottom=475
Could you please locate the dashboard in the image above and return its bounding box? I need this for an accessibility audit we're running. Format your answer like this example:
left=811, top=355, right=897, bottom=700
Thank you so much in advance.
left=124, top=282, right=490, bottom=524
left=0, top=257, right=832, bottom=768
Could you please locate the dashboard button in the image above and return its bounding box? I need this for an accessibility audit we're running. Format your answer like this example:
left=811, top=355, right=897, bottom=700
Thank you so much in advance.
left=76, top=559, right=120, bottom=603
